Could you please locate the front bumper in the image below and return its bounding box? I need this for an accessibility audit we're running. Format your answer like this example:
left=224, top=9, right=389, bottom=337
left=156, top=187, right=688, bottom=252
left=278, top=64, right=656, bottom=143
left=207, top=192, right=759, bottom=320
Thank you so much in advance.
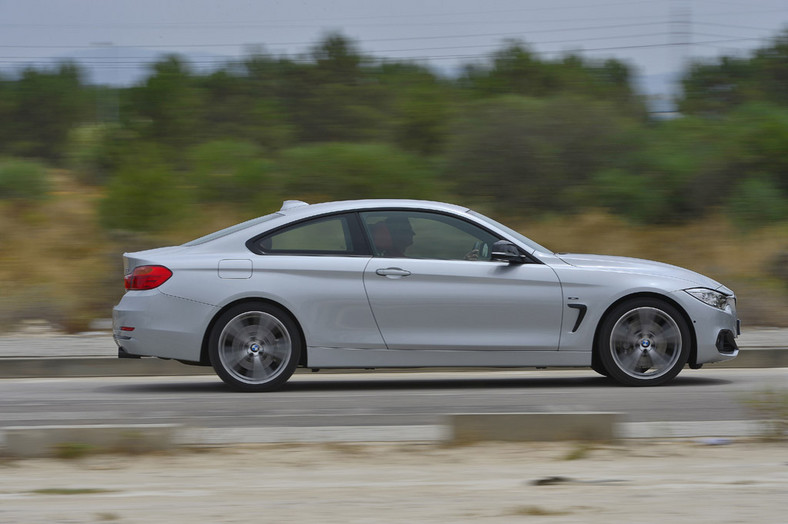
left=671, top=290, right=740, bottom=365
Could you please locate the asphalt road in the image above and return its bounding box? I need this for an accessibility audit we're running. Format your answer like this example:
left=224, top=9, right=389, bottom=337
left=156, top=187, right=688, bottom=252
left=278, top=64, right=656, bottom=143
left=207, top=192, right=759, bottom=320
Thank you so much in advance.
left=1, top=368, right=786, bottom=431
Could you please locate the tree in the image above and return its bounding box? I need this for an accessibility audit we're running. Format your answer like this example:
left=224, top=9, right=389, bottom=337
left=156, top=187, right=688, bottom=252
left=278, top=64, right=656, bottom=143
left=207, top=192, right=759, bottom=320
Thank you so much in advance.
left=376, top=62, right=452, bottom=156
left=593, top=103, right=788, bottom=223
left=460, top=42, right=645, bottom=117
left=129, top=56, right=203, bottom=150
left=679, top=30, right=788, bottom=115
left=276, top=34, right=392, bottom=144
left=679, top=56, right=753, bottom=115
left=0, top=63, right=89, bottom=161
left=444, top=95, right=637, bottom=214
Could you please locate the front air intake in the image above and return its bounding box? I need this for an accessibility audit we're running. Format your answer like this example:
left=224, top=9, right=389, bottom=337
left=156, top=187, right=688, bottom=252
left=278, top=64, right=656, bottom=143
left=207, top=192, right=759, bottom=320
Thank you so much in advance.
left=715, top=330, right=738, bottom=354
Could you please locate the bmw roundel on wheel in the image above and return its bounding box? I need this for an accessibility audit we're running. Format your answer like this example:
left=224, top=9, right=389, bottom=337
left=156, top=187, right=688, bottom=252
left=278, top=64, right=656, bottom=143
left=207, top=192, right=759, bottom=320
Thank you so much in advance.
left=112, top=199, right=740, bottom=391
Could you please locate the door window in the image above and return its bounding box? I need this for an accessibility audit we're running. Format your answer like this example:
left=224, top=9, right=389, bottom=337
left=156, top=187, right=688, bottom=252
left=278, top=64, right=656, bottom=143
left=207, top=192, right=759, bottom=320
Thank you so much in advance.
left=360, top=210, right=500, bottom=260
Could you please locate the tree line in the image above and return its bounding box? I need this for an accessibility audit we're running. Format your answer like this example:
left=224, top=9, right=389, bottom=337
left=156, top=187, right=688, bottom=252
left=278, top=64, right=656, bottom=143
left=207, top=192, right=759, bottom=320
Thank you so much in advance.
left=1, top=31, right=787, bottom=230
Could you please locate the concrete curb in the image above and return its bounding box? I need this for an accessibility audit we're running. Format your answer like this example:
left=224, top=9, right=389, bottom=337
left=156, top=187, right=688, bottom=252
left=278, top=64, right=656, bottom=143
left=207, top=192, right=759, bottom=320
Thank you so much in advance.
left=449, top=412, right=621, bottom=442
left=2, top=419, right=771, bottom=456
left=3, top=424, right=180, bottom=457
left=718, top=347, right=788, bottom=368
left=0, top=347, right=785, bottom=378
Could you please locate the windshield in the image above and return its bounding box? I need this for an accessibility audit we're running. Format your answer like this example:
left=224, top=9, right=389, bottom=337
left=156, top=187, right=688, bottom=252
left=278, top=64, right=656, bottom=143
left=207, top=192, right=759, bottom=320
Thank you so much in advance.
left=468, top=210, right=553, bottom=254
left=183, top=213, right=282, bottom=246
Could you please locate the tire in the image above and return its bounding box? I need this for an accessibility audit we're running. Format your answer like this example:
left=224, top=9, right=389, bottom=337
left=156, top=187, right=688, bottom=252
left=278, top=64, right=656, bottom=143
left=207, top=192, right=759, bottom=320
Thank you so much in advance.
left=597, top=298, right=690, bottom=386
left=209, top=302, right=301, bottom=392
left=590, top=358, right=609, bottom=377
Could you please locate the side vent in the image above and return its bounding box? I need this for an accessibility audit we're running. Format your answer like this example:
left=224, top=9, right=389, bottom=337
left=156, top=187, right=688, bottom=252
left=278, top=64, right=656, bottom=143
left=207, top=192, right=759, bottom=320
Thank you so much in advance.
left=567, top=304, right=587, bottom=333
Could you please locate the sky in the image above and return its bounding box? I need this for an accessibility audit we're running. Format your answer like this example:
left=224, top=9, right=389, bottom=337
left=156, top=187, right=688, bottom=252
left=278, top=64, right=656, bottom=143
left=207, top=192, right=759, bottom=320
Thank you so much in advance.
left=1, top=0, right=787, bottom=95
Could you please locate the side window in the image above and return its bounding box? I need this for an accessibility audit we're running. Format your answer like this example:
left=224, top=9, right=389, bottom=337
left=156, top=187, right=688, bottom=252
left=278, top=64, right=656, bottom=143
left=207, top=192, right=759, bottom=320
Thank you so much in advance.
left=360, top=210, right=500, bottom=261
left=256, top=215, right=355, bottom=255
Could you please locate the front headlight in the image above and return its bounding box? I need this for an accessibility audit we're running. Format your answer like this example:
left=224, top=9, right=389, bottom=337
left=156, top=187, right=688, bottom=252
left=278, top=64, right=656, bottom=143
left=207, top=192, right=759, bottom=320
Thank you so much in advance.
left=685, top=288, right=731, bottom=310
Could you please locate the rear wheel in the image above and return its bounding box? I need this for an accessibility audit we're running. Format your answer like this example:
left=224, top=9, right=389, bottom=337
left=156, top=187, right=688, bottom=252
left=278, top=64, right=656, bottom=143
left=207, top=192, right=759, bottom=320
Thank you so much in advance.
left=209, top=302, right=301, bottom=392
left=597, top=298, right=690, bottom=386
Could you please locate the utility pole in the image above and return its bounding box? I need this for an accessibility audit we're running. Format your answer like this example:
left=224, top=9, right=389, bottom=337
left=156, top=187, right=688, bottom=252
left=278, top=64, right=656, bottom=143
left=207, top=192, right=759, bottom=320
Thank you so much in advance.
left=670, top=0, right=692, bottom=99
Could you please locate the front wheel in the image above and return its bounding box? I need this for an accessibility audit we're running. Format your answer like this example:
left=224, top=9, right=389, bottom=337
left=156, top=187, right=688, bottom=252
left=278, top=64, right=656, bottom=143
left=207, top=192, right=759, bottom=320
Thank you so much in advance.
left=209, top=302, right=301, bottom=392
left=597, top=298, right=690, bottom=386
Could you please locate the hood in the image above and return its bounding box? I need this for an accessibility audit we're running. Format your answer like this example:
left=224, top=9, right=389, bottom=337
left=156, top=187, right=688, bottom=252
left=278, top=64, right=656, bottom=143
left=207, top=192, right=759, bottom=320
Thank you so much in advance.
left=556, top=253, right=726, bottom=291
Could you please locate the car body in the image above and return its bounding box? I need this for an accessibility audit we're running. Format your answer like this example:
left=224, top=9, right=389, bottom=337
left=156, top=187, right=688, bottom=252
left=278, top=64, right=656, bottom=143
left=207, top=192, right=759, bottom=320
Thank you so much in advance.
left=113, top=199, right=740, bottom=390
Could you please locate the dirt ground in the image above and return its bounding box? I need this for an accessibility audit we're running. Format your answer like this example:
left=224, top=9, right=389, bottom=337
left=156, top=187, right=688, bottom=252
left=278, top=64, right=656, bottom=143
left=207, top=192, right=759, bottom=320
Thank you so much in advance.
left=1, top=439, right=786, bottom=523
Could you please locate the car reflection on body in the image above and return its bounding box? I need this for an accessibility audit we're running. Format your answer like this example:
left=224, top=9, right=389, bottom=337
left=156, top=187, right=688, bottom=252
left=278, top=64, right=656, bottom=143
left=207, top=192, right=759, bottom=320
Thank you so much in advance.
left=113, top=199, right=740, bottom=391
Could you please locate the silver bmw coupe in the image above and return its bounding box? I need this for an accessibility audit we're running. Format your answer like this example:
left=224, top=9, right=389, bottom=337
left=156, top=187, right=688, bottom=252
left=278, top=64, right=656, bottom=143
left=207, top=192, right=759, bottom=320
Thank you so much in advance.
left=113, top=199, right=740, bottom=391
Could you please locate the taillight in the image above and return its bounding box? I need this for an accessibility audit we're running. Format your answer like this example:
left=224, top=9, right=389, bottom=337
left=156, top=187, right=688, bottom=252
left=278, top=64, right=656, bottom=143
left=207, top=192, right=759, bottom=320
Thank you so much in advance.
left=125, top=265, right=173, bottom=290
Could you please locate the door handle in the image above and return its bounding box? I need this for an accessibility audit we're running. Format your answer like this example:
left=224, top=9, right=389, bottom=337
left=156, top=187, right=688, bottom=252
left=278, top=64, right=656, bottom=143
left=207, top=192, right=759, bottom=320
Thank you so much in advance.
left=375, top=267, right=412, bottom=278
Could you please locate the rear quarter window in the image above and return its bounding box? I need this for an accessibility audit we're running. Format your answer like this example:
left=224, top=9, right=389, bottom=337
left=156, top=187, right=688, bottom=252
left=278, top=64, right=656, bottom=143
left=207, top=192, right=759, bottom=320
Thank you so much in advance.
left=253, top=214, right=357, bottom=255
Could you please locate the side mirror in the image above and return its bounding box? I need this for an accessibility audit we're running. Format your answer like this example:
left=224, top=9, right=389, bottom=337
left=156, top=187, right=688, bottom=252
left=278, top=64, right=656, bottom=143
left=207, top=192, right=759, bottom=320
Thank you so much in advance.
left=491, top=240, right=525, bottom=264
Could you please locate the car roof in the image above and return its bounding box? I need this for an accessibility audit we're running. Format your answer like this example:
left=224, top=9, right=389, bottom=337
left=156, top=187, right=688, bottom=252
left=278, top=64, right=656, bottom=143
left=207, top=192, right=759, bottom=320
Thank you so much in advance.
left=181, top=199, right=473, bottom=249
left=276, top=199, right=471, bottom=220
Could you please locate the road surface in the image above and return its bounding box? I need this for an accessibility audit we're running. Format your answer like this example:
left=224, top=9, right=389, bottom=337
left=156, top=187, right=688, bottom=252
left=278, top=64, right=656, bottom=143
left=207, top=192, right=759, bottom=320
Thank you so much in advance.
left=2, top=368, right=785, bottom=431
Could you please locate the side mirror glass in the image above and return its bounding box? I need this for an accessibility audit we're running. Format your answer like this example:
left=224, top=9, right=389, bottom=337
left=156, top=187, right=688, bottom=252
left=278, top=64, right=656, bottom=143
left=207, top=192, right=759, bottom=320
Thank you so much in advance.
left=491, top=240, right=524, bottom=264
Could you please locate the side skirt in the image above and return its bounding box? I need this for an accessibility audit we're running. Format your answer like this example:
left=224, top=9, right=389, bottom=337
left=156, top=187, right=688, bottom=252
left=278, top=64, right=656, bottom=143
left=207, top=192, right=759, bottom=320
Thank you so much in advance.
left=306, top=347, right=592, bottom=369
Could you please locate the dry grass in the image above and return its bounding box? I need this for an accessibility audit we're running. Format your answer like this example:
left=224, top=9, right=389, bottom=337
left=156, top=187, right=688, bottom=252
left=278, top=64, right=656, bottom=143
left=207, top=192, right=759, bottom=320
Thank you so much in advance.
left=95, top=513, right=121, bottom=521
left=1, top=174, right=786, bottom=332
left=510, top=505, right=572, bottom=516
left=517, top=211, right=788, bottom=326
left=562, top=442, right=596, bottom=461
left=519, top=210, right=787, bottom=282
left=0, top=172, right=122, bottom=332
left=741, top=388, right=788, bottom=440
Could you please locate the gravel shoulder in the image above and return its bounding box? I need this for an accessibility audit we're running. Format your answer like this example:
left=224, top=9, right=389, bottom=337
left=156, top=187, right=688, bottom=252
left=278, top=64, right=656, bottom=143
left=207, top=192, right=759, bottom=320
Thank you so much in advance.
left=1, top=439, right=786, bottom=523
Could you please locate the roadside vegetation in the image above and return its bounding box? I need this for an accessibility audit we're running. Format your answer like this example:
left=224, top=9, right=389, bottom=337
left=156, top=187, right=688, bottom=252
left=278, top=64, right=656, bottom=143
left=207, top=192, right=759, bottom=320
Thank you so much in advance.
left=0, top=32, right=786, bottom=331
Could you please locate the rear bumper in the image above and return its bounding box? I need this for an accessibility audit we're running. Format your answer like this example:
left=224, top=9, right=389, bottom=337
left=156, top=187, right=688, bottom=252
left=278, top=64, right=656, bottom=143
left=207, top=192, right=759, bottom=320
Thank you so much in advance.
left=113, top=290, right=218, bottom=362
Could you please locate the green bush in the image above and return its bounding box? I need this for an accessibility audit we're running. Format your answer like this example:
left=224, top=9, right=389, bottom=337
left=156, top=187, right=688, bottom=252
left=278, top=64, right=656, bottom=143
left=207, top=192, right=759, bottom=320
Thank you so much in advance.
left=278, top=143, right=438, bottom=201
left=729, top=175, right=788, bottom=227
left=99, top=151, right=192, bottom=232
left=66, top=123, right=130, bottom=185
left=187, top=140, right=274, bottom=204
left=0, top=158, right=50, bottom=201
left=591, top=168, right=673, bottom=223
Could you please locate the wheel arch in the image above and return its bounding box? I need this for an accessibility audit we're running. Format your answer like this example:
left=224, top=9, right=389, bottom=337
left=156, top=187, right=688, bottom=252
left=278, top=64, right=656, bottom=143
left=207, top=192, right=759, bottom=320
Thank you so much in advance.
left=199, top=297, right=308, bottom=368
left=591, top=292, right=698, bottom=369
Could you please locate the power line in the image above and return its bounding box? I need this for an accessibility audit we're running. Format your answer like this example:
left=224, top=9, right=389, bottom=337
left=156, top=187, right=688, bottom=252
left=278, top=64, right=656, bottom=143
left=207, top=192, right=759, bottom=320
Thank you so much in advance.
left=348, top=33, right=675, bottom=54
left=0, top=21, right=673, bottom=51
left=0, top=33, right=677, bottom=61
left=694, top=21, right=788, bottom=33
left=0, top=35, right=773, bottom=68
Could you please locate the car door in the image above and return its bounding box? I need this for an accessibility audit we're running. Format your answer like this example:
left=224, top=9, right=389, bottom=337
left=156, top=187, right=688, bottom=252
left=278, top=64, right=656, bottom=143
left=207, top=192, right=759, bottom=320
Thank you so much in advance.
left=247, top=212, right=385, bottom=350
left=360, top=210, right=563, bottom=351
